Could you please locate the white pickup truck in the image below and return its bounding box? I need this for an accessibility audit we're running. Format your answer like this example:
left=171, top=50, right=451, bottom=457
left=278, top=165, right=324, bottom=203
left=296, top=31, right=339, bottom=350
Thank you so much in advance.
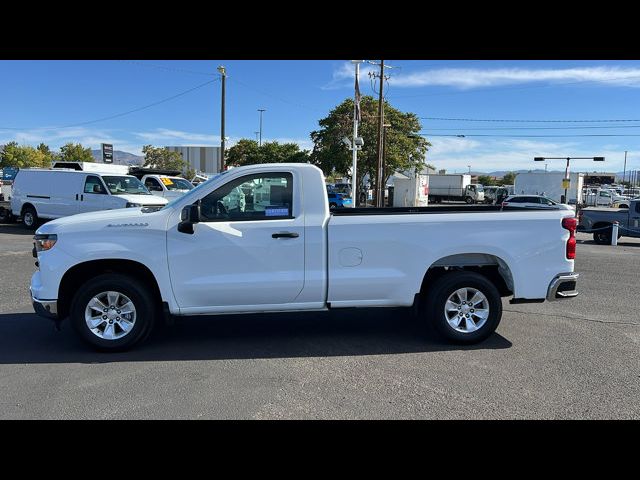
left=30, top=163, right=579, bottom=351
left=140, top=174, right=194, bottom=200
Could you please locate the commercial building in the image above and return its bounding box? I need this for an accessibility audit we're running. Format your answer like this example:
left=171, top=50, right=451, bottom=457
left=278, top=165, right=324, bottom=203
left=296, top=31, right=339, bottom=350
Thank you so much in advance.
left=165, top=146, right=222, bottom=174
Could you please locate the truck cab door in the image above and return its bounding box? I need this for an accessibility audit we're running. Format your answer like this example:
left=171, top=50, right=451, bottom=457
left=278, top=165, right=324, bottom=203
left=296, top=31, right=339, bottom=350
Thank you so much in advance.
left=166, top=170, right=305, bottom=311
left=630, top=201, right=640, bottom=237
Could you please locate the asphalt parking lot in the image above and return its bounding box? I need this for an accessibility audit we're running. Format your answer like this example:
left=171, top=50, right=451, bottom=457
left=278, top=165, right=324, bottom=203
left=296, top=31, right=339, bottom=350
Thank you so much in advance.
left=0, top=222, right=638, bottom=419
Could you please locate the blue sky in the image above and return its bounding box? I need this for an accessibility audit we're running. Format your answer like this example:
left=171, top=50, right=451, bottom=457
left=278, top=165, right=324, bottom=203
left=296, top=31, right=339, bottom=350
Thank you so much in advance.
left=3, top=59, right=640, bottom=173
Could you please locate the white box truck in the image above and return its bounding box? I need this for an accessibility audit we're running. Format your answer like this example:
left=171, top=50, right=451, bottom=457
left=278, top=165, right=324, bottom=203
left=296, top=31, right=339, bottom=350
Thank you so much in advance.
left=392, top=174, right=429, bottom=207
left=428, top=174, right=484, bottom=204
left=514, top=172, right=584, bottom=206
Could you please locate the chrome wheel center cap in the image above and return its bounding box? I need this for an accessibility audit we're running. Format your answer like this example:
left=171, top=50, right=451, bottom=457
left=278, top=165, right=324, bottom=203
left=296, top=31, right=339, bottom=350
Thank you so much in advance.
left=107, top=310, right=118, bottom=320
left=461, top=304, right=471, bottom=314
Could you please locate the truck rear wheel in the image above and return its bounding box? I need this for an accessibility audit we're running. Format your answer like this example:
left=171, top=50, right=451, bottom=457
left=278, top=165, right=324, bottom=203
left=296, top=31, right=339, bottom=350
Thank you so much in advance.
left=593, top=226, right=613, bottom=245
left=22, top=206, right=38, bottom=229
left=70, top=273, right=157, bottom=351
left=423, top=271, right=502, bottom=344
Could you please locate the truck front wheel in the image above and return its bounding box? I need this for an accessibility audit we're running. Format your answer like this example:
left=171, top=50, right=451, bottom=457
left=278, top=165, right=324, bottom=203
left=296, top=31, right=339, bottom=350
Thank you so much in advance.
left=465, top=197, right=474, bottom=204
left=70, top=273, right=157, bottom=351
left=423, top=271, right=502, bottom=344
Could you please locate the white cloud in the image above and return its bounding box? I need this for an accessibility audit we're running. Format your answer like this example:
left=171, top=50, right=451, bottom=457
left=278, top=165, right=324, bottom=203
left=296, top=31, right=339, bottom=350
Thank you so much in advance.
left=328, top=62, right=640, bottom=90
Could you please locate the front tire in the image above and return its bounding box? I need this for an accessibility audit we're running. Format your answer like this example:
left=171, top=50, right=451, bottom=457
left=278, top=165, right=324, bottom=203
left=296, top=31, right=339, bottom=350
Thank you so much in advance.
left=465, top=196, right=474, bottom=204
left=423, top=271, right=502, bottom=344
left=70, top=273, right=157, bottom=351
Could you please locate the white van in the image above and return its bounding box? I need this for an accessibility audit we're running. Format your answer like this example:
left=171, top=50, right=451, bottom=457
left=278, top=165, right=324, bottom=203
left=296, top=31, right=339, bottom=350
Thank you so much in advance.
left=11, top=169, right=168, bottom=229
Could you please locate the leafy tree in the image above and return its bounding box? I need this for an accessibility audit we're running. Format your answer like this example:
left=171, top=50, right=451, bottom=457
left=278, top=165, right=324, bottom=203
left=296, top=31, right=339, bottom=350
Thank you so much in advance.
left=226, top=139, right=310, bottom=166
left=477, top=175, right=497, bottom=186
left=142, top=145, right=195, bottom=179
left=37, top=143, right=58, bottom=165
left=0, top=142, right=50, bottom=168
left=310, top=95, right=430, bottom=195
left=58, top=142, right=94, bottom=162
left=500, top=172, right=516, bottom=185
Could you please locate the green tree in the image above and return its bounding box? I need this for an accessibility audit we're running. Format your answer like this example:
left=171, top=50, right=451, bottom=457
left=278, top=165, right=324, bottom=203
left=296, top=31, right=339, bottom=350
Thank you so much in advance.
left=226, top=139, right=310, bottom=166
left=0, top=142, right=50, bottom=168
left=58, top=142, right=94, bottom=162
left=142, top=145, right=195, bottom=179
left=500, top=172, right=516, bottom=185
left=37, top=143, right=58, bottom=165
left=310, top=96, right=430, bottom=194
left=477, top=175, right=497, bottom=186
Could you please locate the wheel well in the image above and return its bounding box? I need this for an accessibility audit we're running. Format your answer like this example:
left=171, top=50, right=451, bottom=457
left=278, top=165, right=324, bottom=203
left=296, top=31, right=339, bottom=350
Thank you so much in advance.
left=420, top=254, right=513, bottom=299
left=58, top=259, right=162, bottom=319
left=21, top=203, right=35, bottom=215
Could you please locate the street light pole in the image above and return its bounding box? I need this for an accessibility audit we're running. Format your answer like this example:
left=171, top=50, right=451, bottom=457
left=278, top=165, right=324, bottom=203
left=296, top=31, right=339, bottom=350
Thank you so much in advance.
left=258, top=109, right=266, bottom=146
left=623, top=150, right=627, bottom=183
left=217, top=66, right=226, bottom=172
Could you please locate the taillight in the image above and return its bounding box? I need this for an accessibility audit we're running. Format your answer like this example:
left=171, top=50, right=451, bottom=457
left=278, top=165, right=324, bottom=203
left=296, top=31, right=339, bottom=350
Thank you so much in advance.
left=562, top=217, right=577, bottom=259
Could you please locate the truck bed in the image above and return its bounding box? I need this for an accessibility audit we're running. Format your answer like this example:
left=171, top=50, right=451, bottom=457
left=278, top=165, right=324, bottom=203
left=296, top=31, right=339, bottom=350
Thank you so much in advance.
left=332, top=205, right=549, bottom=215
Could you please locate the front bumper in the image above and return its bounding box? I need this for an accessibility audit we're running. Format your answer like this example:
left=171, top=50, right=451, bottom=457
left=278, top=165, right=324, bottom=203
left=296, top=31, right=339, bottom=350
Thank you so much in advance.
left=546, top=272, right=579, bottom=301
left=30, top=287, right=58, bottom=319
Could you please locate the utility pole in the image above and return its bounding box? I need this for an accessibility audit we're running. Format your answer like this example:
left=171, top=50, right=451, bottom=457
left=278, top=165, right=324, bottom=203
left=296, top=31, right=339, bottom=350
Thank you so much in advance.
left=351, top=60, right=363, bottom=207
left=254, top=131, right=260, bottom=142
left=258, top=109, right=266, bottom=146
left=623, top=150, right=627, bottom=183
left=375, top=60, right=385, bottom=207
left=217, top=65, right=226, bottom=171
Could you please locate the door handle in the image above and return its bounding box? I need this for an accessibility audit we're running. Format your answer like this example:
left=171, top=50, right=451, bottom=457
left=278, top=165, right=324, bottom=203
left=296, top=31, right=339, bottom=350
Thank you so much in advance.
left=272, top=232, right=299, bottom=239
left=76, top=194, right=78, bottom=201
left=81, top=194, right=84, bottom=201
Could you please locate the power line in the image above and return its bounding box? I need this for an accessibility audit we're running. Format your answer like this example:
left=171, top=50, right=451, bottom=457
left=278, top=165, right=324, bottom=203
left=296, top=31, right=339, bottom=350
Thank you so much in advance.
left=423, top=124, right=640, bottom=130
left=421, top=133, right=640, bottom=138
left=0, top=78, right=219, bottom=131
left=421, top=116, right=640, bottom=123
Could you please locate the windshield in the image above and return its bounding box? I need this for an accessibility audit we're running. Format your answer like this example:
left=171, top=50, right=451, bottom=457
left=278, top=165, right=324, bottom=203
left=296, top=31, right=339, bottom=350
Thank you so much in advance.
left=102, top=175, right=151, bottom=195
left=161, top=170, right=229, bottom=211
left=476, top=185, right=484, bottom=192
left=163, top=177, right=194, bottom=191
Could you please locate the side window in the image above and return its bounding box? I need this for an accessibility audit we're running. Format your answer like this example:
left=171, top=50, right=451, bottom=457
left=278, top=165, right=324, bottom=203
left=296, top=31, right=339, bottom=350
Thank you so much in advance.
left=199, top=172, right=293, bottom=222
left=635, top=202, right=640, bottom=214
left=84, top=175, right=105, bottom=194
left=145, top=178, right=162, bottom=191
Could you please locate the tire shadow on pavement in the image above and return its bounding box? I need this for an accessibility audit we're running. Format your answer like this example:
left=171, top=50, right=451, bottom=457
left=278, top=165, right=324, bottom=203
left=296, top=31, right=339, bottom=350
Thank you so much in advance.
left=0, top=309, right=512, bottom=364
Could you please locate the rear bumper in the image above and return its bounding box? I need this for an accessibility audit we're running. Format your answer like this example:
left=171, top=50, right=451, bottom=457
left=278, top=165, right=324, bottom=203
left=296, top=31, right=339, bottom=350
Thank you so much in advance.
left=30, top=287, right=58, bottom=319
left=546, top=272, right=579, bottom=301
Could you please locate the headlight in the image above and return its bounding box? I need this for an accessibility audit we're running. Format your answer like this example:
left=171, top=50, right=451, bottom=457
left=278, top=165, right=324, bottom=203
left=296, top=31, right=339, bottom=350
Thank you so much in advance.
left=34, top=234, right=57, bottom=253
left=126, top=202, right=142, bottom=208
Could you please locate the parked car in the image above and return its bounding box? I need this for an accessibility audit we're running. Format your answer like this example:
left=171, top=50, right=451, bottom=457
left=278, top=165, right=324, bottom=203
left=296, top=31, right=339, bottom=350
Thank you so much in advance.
left=11, top=168, right=167, bottom=229
left=501, top=195, right=574, bottom=210
left=328, top=192, right=352, bottom=208
left=142, top=175, right=194, bottom=200
left=30, top=163, right=578, bottom=351
left=578, top=199, right=640, bottom=244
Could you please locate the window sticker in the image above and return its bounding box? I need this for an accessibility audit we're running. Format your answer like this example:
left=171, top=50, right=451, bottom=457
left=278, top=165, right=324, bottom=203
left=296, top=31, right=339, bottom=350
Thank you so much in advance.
left=160, top=177, right=174, bottom=186
left=265, top=207, right=289, bottom=217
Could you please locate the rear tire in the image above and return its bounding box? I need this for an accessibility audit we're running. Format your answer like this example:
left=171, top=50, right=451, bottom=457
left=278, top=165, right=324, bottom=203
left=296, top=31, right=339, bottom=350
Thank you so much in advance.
left=70, top=273, right=158, bottom=351
left=423, top=271, right=502, bottom=344
left=22, top=206, right=38, bottom=230
left=593, top=227, right=612, bottom=245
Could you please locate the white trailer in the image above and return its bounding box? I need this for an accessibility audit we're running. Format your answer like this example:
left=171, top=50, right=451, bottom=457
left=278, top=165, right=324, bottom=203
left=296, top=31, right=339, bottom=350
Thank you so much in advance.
left=392, top=174, right=429, bottom=207
left=514, top=172, right=584, bottom=205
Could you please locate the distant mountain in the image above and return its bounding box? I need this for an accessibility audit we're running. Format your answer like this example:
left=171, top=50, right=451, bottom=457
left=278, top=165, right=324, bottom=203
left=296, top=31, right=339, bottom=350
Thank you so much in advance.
left=91, top=150, right=144, bottom=166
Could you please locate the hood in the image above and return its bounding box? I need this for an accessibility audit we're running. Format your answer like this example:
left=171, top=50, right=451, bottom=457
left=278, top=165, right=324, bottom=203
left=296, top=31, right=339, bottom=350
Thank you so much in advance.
left=115, top=193, right=168, bottom=205
left=36, top=207, right=169, bottom=234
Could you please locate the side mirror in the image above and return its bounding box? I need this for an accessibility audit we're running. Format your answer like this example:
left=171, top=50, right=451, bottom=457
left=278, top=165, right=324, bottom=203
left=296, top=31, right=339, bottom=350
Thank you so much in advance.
left=178, top=203, right=200, bottom=234
left=93, top=184, right=103, bottom=193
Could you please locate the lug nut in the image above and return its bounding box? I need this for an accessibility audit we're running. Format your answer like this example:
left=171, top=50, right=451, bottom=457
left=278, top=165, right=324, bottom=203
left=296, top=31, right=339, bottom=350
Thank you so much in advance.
left=102, top=315, right=107, bottom=320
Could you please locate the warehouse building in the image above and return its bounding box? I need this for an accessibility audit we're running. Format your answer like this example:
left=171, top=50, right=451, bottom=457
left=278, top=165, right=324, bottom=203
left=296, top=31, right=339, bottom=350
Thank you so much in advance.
left=166, top=146, right=222, bottom=174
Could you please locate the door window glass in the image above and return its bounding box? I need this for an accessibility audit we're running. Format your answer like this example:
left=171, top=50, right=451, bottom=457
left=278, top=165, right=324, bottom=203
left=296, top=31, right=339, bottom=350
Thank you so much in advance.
left=200, top=172, right=293, bottom=221
left=84, top=175, right=106, bottom=194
